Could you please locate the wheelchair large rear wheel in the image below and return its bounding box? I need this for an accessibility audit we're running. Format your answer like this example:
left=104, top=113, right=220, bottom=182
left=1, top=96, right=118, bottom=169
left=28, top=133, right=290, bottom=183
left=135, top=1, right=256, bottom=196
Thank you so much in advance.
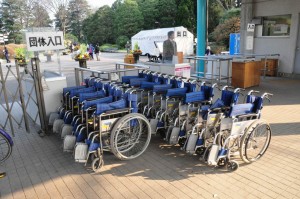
left=239, top=120, right=271, bottom=163
left=110, top=113, right=151, bottom=160
left=0, top=132, right=12, bottom=163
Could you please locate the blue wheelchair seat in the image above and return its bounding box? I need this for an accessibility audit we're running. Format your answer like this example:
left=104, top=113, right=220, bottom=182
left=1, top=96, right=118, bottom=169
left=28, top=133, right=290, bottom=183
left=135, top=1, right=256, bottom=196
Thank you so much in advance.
left=229, top=103, right=254, bottom=117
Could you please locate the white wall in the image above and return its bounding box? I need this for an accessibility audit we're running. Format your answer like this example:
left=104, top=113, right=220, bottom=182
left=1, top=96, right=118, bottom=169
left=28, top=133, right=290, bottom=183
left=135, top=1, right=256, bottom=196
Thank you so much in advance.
left=252, top=0, right=300, bottom=74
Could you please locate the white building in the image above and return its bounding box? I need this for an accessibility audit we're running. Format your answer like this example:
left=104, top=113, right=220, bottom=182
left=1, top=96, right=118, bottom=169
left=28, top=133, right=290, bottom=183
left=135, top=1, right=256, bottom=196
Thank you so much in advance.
left=240, top=0, right=300, bottom=77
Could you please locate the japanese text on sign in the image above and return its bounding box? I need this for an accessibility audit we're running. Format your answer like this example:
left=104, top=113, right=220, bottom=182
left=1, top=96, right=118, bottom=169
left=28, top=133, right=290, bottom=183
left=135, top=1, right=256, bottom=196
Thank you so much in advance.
left=25, top=32, right=65, bottom=51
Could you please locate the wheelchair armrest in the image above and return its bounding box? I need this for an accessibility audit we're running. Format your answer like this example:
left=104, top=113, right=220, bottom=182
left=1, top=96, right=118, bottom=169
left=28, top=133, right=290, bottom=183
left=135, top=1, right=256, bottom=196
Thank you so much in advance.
left=104, top=108, right=130, bottom=115
left=209, top=106, right=230, bottom=113
left=236, top=113, right=258, bottom=120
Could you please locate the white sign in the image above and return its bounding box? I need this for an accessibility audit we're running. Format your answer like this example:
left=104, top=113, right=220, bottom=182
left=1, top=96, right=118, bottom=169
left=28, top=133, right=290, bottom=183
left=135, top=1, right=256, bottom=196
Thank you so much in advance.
left=25, top=31, right=65, bottom=51
left=247, top=23, right=255, bottom=32
left=246, top=36, right=254, bottom=50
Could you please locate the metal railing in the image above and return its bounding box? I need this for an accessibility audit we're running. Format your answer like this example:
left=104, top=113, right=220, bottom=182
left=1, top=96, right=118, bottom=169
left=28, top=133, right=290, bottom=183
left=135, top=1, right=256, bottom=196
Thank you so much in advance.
left=74, top=63, right=149, bottom=85
left=185, top=53, right=280, bottom=84
left=185, top=56, right=232, bottom=84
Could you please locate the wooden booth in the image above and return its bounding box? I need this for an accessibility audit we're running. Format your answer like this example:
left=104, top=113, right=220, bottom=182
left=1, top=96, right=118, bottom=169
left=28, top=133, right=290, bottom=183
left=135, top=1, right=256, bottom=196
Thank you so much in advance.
left=232, top=61, right=261, bottom=88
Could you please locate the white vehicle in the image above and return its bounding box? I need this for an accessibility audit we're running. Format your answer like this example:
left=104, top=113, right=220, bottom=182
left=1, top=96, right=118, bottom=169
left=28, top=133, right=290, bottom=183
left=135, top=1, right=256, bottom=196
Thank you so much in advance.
left=131, top=26, right=194, bottom=58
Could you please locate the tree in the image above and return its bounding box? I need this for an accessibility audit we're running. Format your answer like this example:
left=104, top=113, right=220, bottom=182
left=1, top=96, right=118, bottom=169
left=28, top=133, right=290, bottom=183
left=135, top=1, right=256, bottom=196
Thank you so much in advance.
left=0, top=0, right=24, bottom=43
left=155, top=0, right=177, bottom=28
left=216, top=0, right=241, bottom=10
left=208, top=0, right=223, bottom=35
left=40, top=0, right=70, bottom=35
left=82, top=5, right=114, bottom=44
left=212, top=17, right=240, bottom=48
left=219, top=7, right=241, bottom=23
left=175, top=0, right=196, bottom=34
left=54, top=5, right=68, bottom=34
left=114, top=0, right=143, bottom=39
left=31, top=2, right=52, bottom=27
left=136, top=0, right=159, bottom=30
left=66, top=0, right=90, bottom=41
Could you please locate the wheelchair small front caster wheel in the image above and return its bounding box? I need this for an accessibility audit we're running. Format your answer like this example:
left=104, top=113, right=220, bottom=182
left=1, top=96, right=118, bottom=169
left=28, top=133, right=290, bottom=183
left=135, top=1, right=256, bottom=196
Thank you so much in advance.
left=157, top=128, right=166, bottom=139
left=178, top=138, right=186, bottom=147
left=227, top=160, right=239, bottom=171
left=217, top=158, right=227, bottom=168
left=196, top=146, right=206, bottom=156
left=92, top=157, right=104, bottom=172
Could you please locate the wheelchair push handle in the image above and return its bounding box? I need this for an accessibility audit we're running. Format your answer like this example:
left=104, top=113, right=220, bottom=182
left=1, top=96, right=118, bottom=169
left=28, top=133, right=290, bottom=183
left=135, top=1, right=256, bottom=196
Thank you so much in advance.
left=222, top=85, right=235, bottom=90
left=247, top=90, right=260, bottom=95
left=262, top=92, right=273, bottom=102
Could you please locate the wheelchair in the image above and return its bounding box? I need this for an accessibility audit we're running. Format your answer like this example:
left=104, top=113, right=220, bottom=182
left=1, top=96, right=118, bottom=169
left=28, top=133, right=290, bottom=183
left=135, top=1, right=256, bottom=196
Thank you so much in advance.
left=203, top=91, right=273, bottom=171
left=72, top=90, right=151, bottom=172
left=50, top=75, right=152, bottom=172
left=166, top=81, right=217, bottom=146
left=182, top=86, right=244, bottom=155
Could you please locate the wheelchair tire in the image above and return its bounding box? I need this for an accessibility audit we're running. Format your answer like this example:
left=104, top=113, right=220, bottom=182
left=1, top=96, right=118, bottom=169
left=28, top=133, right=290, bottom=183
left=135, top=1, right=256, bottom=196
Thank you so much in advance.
left=53, top=119, right=64, bottom=134
left=48, top=112, right=59, bottom=126
left=239, top=120, right=271, bottom=163
left=226, top=160, right=239, bottom=171
left=92, top=157, right=104, bottom=172
left=0, top=132, right=12, bottom=163
left=110, top=113, right=151, bottom=160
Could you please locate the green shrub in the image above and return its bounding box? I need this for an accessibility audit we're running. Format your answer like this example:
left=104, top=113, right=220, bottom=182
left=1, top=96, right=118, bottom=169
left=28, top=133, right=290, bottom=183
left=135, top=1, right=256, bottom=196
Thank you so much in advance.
left=116, top=36, right=129, bottom=49
left=99, top=44, right=119, bottom=52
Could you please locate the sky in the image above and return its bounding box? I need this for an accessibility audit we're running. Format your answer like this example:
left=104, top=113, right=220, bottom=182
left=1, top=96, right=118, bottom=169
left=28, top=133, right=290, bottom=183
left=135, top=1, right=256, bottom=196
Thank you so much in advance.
left=86, top=0, right=116, bottom=9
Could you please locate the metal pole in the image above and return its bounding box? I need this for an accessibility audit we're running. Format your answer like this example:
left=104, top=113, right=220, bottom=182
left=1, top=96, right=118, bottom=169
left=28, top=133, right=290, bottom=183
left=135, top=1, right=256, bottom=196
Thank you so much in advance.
left=0, top=63, right=15, bottom=136
left=31, top=58, right=48, bottom=136
left=197, top=0, right=207, bottom=76
left=264, top=55, right=267, bottom=79
left=15, top=60, right=30, bottom=133
left=75, top=68, right=80, bottom=86
left=56, top=50, right=62, bottom=75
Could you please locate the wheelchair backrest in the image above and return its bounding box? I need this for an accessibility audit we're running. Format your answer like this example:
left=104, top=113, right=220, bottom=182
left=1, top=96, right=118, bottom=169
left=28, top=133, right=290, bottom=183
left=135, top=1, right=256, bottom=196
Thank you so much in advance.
left=200, top=85, right=214, bottom=101
left=184, top=82, right=196, bottom=92
left=221, top=90, right=239, bottom=107
left=246, top=95, right=263, bottom=113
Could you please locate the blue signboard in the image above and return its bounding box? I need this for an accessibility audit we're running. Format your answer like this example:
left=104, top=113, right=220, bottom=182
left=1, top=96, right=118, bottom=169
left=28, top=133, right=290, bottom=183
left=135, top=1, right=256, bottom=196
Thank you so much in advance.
left=229, top=33, right=240, bottom=55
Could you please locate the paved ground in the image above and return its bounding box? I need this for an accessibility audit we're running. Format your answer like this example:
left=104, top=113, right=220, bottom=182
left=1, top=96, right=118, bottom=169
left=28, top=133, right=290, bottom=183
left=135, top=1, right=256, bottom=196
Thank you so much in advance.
left=0, top=54, right=300, bottom=198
